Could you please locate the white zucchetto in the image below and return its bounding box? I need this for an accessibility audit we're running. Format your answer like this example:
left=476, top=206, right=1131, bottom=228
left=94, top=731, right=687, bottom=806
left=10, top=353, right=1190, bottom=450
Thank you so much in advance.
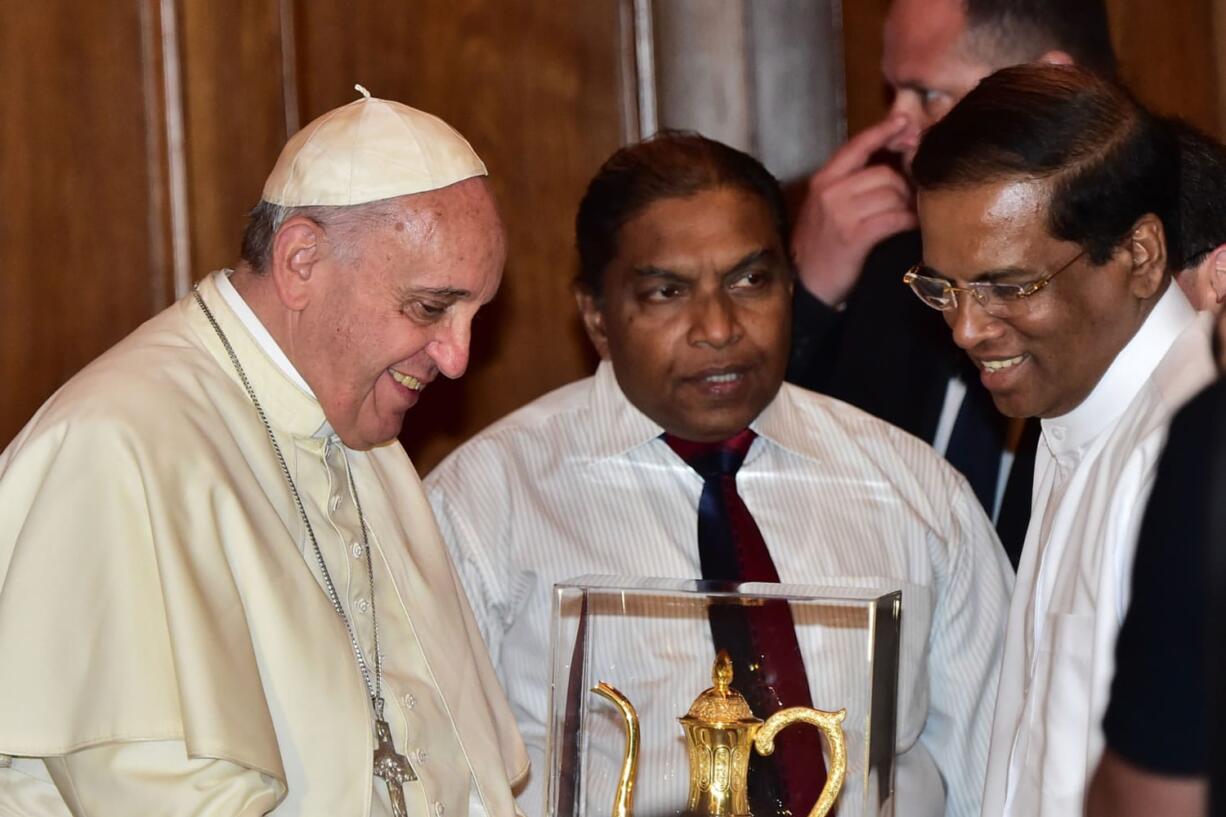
left=261, top=84, right=487, bottom=207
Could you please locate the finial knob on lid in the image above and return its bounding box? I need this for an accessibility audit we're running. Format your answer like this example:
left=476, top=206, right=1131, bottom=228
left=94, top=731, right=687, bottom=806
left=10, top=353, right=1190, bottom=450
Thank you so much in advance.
left=682, top=650, right=757, bottom=725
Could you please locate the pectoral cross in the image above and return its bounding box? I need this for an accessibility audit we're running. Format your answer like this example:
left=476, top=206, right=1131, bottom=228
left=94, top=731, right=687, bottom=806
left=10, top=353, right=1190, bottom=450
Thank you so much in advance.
left=373, top=717, right=417, bottom=817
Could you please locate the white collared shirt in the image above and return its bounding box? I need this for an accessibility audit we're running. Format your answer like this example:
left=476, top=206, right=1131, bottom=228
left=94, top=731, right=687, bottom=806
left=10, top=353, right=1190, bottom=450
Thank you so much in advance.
left=981, top=285, right=1216, bottom=817
left=425, top=361, right=1013, bottom=817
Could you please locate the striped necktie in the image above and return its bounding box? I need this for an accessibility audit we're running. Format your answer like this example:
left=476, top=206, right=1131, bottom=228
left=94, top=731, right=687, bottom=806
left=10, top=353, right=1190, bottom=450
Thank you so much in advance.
left=664, top=428, right=827, bottom=817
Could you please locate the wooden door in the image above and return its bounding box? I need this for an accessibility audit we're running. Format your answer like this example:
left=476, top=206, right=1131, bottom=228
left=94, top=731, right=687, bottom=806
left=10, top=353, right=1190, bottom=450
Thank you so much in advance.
left=0, top=1, right=175, bottom=444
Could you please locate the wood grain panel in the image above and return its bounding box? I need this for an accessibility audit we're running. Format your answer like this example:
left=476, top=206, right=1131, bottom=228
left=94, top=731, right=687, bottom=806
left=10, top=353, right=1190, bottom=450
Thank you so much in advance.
left=293, top=0, right=625, bottom=471
left=177, top=0, right=289, bottom=281
left=1217, top=0, right=1226, bottom=134
left=0, top=0, right=173, bottom=445
left=1106, top=0, right=1220, bottom=134
left=841, top=0, right=892, bottom=135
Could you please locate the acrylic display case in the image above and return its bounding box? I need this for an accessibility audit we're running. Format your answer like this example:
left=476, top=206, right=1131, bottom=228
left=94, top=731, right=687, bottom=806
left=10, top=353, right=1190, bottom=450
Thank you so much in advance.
left=544, top=576, right=902, bottom=817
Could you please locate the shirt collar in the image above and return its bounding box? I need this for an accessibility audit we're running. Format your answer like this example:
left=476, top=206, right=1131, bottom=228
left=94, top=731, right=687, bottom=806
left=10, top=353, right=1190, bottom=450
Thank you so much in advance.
left=191, top=271, right=335, bottom=440
left=1041, top=283, right=1197, bottom=456
left=584, top=361, right=668, bottom=460
left=216, top=270, right=316, bottom=398
left=745, top=383, right=812, bottom=462
left=584, top=360, right=793, bottom=465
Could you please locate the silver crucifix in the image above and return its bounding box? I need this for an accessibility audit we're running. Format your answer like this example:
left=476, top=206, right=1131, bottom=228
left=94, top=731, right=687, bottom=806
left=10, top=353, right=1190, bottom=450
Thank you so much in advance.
left=373, top=717, right=417, bottom=817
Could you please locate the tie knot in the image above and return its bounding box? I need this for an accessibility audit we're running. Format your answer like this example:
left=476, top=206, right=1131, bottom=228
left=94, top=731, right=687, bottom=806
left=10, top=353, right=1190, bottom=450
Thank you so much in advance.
left=664, top=428, right=757, bottom=479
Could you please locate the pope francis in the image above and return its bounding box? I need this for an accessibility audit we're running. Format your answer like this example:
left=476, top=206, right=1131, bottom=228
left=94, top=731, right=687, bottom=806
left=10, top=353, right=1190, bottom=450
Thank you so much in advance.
left=0, top=87, right=528, bottom=816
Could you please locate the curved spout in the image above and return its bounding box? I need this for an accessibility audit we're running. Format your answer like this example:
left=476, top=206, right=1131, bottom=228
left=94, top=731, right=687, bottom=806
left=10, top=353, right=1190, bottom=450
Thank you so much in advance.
left=592, top=681, right=640, bottom=817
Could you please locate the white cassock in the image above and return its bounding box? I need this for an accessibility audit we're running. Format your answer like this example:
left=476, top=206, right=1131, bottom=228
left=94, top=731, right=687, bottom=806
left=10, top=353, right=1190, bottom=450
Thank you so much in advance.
left=0, top=271, right=528, bottom=816
left=981, top=284, right=1216, bottom=817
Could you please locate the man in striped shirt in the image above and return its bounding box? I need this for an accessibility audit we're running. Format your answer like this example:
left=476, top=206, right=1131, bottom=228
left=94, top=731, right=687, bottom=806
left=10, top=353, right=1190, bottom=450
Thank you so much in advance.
left=426, top=132, right=1012, bottom=817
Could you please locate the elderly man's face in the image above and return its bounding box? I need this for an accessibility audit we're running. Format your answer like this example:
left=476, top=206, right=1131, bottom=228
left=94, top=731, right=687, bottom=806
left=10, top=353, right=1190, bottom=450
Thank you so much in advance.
left=882, top=0, right=995, bottom=171
left=578, top=187, right=792, bottom=442
left=918, top=178, right=1162, bottom=419
left=302, top=178, right=504, bottom=449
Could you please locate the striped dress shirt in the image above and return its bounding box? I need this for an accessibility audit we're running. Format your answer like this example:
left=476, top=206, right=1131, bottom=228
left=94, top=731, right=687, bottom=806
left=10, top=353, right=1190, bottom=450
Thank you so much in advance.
left=425, top=361, right=1013, bottom=817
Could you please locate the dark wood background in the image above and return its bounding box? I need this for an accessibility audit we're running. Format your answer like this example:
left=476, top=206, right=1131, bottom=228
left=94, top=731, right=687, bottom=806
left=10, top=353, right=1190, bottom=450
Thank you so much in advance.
left=3, top=1, right=1222, bottom=471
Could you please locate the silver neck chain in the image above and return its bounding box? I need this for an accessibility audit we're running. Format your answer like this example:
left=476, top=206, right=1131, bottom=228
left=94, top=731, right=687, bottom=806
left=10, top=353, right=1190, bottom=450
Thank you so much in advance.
left=193, top=284, right=386, bottom=719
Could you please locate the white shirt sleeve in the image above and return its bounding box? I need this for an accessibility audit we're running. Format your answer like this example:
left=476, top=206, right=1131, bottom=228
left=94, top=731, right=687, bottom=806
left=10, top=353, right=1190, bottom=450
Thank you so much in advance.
left=920, top=486, right=1013, bottom=817
left=426, top=474, right=510, bottom=663
left=34, top=740, right=281, bottom=817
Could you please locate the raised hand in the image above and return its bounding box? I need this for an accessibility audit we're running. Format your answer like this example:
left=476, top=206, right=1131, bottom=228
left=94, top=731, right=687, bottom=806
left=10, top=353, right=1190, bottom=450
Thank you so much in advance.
left=791, top=115, right=918, bottom=306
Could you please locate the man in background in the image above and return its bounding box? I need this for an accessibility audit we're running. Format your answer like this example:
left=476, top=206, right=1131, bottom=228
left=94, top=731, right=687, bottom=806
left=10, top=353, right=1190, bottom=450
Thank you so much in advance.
left=909, top=65, right=1216, bottom=816
left=788, top=0, right=1117, bottom=562
left=1170, top=120, right=1226, bottom=312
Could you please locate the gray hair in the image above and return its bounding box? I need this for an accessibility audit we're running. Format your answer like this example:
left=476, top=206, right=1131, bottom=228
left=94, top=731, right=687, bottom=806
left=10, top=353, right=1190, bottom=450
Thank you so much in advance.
left=239, top=198, right=399, bottom=273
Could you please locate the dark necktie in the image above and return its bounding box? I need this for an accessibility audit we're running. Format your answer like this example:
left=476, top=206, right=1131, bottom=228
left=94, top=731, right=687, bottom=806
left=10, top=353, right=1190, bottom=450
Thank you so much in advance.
left=995, top=418, right=1039, bottom=569
left=664, top=428, right=827, bottom=817
left=945, top=375, right=1007, bottom=517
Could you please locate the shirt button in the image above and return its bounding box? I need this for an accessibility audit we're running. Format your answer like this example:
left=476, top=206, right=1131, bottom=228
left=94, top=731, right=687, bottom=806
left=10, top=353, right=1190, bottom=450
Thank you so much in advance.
left=351, top=542, right=364, bottom=559
left=403, top=692, right=416, bottom=709
left=415, top=749, right=428, bottom=765
left=355, top=597, right=370, bottom=614
left=434, top=802, right=445, bottom=817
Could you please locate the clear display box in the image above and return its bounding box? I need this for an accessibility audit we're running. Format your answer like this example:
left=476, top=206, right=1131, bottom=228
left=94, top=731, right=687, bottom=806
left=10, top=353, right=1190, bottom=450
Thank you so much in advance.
left=544, top=576, right=902, bottom=817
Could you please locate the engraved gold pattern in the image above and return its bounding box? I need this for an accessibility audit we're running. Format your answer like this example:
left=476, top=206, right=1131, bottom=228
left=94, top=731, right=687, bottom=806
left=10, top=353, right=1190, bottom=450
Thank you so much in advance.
left=591, top=651, right=848, bottom=817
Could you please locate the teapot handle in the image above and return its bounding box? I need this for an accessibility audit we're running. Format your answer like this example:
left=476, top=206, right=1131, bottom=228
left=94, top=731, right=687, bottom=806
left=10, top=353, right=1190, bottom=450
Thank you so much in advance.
left=754, top=706, right=847, bottom=817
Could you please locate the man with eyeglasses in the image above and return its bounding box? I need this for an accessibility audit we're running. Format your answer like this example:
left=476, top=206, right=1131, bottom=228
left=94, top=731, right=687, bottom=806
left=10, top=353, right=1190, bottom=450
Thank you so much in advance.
left=787, top=0, right=1118, bottom=566
left=907, top=64, right=1217, bottom=817
left=904, top=248, right=1086, bottom=316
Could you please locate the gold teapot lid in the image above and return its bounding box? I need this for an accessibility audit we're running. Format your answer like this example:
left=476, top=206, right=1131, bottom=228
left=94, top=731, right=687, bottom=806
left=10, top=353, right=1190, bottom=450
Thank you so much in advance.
left=681, top=651, right=759, bottom=725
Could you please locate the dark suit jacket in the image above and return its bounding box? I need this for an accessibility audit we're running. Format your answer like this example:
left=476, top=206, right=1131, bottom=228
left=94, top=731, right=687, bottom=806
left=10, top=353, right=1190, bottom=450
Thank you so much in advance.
left=1102, top=377, right=1220, bottom=776
left=786, top=230, right=1034, bottom=567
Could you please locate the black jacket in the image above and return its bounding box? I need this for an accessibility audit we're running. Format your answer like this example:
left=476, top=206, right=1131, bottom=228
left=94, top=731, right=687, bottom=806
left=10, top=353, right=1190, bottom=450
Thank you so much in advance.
left=786, top=230, right=1034, bottom=567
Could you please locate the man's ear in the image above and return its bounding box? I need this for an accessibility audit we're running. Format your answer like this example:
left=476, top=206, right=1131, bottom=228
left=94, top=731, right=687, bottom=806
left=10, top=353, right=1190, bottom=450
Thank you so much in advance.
left=574, top=284, right=611, bottom=360
left=1036, top=49, right=1075, bottom=67
left=268, top=216, right=327, bottom=311
left=1126, top=214, right=1168, bottom=300
left=1205, top=243, right=1226, bottom=306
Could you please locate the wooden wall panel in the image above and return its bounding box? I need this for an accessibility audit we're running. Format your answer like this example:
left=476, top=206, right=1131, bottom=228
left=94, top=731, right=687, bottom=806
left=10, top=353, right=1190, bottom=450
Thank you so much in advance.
left=841, top=0, right=892, bottom=135
left=1106, top=0, right=1220, bottom=134
left=0, top=0, right=172, bottom=444
left=292, top=0, right=625, bottom=471
left=177, top=0, right=290, bottom=281
left=1217, top=0, right=1226, bottom=135
left=11, top=1, right=1219, bottom=465
left=841, top=0, right=1223, bottom=138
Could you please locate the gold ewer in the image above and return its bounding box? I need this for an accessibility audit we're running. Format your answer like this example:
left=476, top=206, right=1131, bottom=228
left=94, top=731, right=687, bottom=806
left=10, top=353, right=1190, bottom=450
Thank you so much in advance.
left=592, top=650, right=847, bottom=817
